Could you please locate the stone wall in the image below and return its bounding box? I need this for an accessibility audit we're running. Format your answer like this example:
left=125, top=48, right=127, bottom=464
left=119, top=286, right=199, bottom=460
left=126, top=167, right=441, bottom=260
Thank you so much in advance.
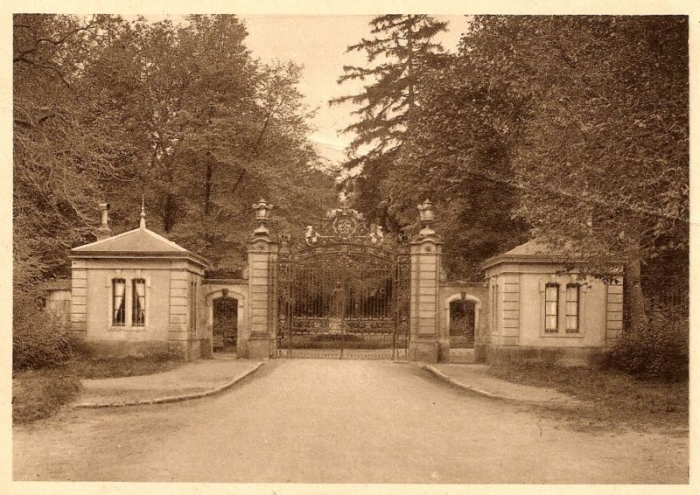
left=45, top=288, right=71, bottom=325
left=485, top=345, right=609, bottom=368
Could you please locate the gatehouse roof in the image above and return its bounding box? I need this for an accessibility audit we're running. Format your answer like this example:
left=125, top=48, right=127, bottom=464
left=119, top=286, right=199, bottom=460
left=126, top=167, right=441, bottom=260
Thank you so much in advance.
left=70, top=226, right=210, bottom=268
left=481, top=240, right=569, bottom=270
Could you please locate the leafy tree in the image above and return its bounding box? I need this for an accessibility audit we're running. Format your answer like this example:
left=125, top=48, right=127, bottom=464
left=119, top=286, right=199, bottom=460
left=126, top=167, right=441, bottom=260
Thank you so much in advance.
left=13, top=14, right=135, bottom=293
left=156, top=22, right=337, bottom=272
left=453, top=16, right=689, bottom=330
left=331, top=15, right=447, bottom=224
left=384, top=51, right=530, bottom=279
left=14, top=14, right=339, bottom=290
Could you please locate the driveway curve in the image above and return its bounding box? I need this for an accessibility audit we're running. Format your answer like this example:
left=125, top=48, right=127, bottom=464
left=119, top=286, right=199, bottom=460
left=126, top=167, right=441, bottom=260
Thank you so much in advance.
left=14, top=359, right=687, bottom=483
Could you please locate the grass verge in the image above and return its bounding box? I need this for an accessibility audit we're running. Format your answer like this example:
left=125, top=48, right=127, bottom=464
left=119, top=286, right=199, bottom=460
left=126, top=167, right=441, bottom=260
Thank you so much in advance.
left=488, top=362, right=688, bottom=432
left=12, top=368, right=82, bottom=425
left=13, top=354, right=184, bottom=425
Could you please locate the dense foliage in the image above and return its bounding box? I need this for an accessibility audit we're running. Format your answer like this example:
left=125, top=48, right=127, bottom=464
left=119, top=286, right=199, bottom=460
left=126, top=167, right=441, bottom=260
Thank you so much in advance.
left=385, top=51, right=530, bottom=278
left=14, top=15, right=135, bottom=293
left=13, top=295, right=72, bottom=371
left=331, top=15, right=447, bottom=226
left=13, top=14, right=338, bottom=292
left=455, top=16, right=689, bottom=327
left=606, top=308, right=688, bottom=381
left=340, top=15, right=689, bottom=312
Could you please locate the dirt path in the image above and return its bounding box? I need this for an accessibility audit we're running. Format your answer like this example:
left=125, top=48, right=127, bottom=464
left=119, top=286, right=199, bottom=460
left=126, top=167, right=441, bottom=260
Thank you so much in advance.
left=13, top=360, right=688, bottom=483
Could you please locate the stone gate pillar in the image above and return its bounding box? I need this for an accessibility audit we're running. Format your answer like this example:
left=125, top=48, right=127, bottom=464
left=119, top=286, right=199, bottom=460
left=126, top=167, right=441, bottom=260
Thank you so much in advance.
left=246, top=199, right=278, bottom=359
left=409, top=200, right=442, bottom=363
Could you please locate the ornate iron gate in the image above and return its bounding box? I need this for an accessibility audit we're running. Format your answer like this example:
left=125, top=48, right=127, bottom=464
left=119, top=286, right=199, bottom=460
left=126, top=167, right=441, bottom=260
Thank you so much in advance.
left=276, top=206, right=410, bottom=359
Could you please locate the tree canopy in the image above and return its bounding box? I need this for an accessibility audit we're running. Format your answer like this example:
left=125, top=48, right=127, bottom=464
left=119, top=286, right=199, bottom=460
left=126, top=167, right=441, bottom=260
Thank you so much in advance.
left=338, top=15, right=688, bottom=325
left=13, top=14, right=338, bottom=293
left=14, top=14, right=689, bottom=332
left=331, top=15, right=447, bottom=224
left=455, top=16, right=688, bottom=327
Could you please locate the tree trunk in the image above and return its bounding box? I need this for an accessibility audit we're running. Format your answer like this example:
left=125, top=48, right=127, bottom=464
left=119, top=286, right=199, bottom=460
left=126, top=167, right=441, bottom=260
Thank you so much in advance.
left=625, top=255, right=647, bottom=332
left=405, top=16, right=416, bottom=117
left=162, top=158, right=177, bottom=233
left=163, top=193, right=177, bottom=233
left=204, top=156, right=213, bottom=217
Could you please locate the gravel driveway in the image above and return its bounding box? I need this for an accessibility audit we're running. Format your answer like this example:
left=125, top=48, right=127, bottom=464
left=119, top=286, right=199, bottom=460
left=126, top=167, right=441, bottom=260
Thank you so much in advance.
left=13, top=359, right=688, bottom=483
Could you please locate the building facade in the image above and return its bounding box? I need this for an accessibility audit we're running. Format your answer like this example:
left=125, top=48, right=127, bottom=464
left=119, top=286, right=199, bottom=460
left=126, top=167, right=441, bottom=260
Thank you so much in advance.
left=43, top=201, right=623, bottom=366
left=482, top=241, right=624, bottom=366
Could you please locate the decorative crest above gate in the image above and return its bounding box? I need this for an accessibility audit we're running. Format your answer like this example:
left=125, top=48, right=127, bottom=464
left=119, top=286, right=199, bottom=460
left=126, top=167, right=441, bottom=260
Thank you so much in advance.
left=304, top=205, right=384, bottom=247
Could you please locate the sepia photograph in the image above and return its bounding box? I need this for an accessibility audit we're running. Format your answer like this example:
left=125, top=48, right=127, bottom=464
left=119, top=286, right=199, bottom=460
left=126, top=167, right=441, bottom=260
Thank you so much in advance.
left=5, top=1, right=695, bottom=493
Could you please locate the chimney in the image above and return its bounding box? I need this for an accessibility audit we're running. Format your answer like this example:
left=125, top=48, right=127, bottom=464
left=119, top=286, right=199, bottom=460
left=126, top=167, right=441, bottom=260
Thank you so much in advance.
left=96, top=203, right=112, bottom=240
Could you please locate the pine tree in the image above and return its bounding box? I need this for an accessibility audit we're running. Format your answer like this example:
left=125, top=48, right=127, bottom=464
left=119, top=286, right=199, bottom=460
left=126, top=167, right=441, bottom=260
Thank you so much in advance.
left=331, top=15, right=447, bottom=223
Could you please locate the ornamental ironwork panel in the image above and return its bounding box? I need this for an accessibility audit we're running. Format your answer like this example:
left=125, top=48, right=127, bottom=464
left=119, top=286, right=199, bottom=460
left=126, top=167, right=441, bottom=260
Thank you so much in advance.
left=276, top=206, right=410, bottom=359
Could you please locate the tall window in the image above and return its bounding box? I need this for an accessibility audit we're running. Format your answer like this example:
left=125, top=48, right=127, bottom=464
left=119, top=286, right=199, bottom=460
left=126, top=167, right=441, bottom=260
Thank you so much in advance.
left=565, top=284, right=580, bottom=333
left=132, top=278, right=146, bottom=326
left=544, top=283, right=559, bottom=333
left=112, top=278, right=126, bottom=326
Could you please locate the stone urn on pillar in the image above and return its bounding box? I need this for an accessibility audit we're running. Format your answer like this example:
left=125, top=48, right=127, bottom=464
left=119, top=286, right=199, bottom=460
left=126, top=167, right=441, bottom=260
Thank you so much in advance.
left=252, top=198, right=273, bottom=237
left=409, top=199, right=443, bottom=363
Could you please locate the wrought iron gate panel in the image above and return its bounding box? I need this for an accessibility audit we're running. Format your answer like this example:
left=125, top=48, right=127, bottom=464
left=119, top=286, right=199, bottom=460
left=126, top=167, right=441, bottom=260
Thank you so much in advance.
left=276, top=207, right=410, bottom=359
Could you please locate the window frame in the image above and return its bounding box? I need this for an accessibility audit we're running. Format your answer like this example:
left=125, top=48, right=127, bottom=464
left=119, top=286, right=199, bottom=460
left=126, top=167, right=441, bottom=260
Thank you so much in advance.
left=112, top=278, right=126, bottom=327
left=544, top=282, right=559, bottom=334
left=565, top=283, right=580, bottom=334
left=132, top=278, right=147, bottom=327
left=539, top=277, right=587, bottom=338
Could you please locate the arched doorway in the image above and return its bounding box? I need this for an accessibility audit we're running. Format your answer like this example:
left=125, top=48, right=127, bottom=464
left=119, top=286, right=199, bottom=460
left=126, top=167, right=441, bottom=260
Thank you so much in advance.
left=213, top=293, right=238, bottom=352
left=448, top=297, right=477, bottom=349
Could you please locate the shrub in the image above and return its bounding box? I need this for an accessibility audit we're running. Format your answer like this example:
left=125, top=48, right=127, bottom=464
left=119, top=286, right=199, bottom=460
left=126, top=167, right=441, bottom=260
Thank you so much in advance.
left=13, top=370, right=81, bottom=424
left=606, top=306, right=688, bottom=381
left=13, top=294, right=72, bottom=371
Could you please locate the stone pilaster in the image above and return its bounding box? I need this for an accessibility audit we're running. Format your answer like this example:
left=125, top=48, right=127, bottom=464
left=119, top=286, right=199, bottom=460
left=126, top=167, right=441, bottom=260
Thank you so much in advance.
left=409, top=235, right=443, bottom=363
left=605, top=280, right=624, bottom=346
left=245, top=236, right=278, bottom=359
left=501, top=274, right=520, bottom=346
left=69, top=263, right=87, bottom=340
left=167, top=269, right=190, bottom=357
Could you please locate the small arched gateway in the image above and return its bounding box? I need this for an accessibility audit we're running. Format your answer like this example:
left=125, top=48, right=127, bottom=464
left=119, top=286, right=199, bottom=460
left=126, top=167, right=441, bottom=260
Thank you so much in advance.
left=204, top=284, right=248, bottom=355
left=213, top=295, right=238, bottom=350
left=445, top=292, right=480, bottom=362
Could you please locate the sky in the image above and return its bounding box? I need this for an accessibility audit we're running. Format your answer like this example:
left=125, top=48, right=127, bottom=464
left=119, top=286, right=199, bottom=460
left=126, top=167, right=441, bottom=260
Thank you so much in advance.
left=238, top=15, right=472, bottom=165
left=144, top=14, right=472, bottom=166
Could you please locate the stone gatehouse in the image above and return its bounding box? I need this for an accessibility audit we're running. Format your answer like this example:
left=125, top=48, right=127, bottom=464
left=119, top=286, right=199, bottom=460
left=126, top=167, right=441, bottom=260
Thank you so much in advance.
left=44, top=200, right=624, bottom=366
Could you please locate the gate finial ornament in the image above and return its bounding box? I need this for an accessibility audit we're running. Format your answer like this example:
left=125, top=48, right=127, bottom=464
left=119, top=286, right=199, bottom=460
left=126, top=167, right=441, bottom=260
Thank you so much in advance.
left=417, top=199, right=436, bottom=237
left=252, top=198, right=273, bottom=236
